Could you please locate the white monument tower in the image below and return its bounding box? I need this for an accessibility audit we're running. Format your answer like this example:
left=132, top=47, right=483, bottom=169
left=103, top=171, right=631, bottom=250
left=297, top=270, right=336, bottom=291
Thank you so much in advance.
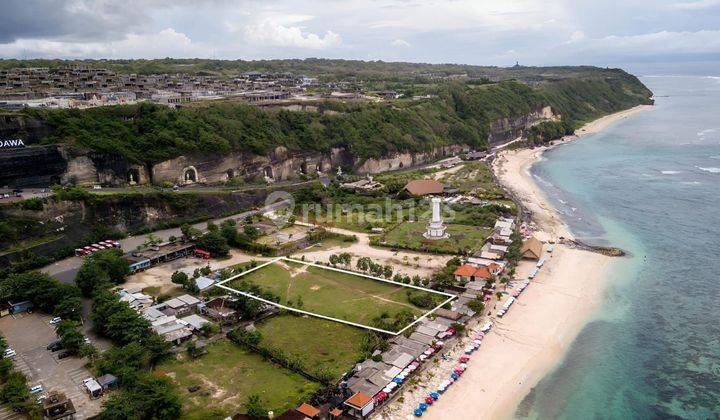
left=424, top=197, right=449, bottom=239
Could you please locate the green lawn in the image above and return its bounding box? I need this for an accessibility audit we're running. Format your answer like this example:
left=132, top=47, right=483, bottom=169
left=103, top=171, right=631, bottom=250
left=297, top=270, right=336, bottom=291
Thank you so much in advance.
left=255, top=315, right=366, bottom=379
left=158, top=339, right=321, bottom=420
left=378, top=220, right=491, bottom=254
left=226, top=260, right=428, bottom=331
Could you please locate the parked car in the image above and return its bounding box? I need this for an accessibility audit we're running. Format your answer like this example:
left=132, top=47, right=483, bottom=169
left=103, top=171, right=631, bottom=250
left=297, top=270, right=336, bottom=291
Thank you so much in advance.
left=46, top=341, right=61, bottom=351
left=57, top=351, right=71, bottom=360
left=3, top=349, right=16, bottom=358
left=83, top=337, right=91, bottom=344
left=49, top=317, right=62, bottom=325
left=29, top=385, right=43, bottom=394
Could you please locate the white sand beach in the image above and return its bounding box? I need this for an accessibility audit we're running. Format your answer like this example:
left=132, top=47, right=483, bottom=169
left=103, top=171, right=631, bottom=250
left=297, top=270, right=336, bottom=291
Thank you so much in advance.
left=379, top=105, right=650, bottom=420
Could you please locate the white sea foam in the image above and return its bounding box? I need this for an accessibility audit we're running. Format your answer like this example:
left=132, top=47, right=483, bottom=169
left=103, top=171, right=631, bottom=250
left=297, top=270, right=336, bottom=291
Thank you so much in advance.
left=710, top=156, right=720, bottom=160
left=661, top=170, right=682, bottom=175
left=681, top=181, right=702, bottom=185
left=697, top=128, right=717, bottom=137
left=697, top=166, right=720, bottom=174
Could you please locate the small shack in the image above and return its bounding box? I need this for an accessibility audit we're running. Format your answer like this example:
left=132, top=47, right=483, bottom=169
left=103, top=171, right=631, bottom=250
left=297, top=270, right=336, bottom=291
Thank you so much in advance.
left=344, top=391, right=374, bottom=418
left=8, top=300, right=34, bottom=314
left=520, top=237, right=543, bottom=260
left=97, top=374, right=118, bottom=391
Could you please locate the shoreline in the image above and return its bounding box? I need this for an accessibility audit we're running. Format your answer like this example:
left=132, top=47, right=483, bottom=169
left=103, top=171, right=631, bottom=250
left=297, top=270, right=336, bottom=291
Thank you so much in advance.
left=379, top=105, right=650, bottom=419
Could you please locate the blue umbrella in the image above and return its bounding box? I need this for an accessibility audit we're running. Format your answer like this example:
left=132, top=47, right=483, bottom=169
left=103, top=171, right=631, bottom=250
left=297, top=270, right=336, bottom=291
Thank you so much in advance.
left=414, top=408, right=424, bottom=417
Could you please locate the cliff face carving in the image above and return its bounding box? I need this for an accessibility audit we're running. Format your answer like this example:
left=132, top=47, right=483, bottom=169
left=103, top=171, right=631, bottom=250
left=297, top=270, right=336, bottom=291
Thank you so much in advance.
left=0, top=106, right=555, bottom=188
left=354, top=145, right=468, bottom=174
left=488, top=105, right=557, bottom=145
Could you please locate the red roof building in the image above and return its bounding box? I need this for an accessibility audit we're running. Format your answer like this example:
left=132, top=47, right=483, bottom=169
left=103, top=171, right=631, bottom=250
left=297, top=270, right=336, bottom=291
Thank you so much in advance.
left=473, top=265, right=493, bottom=280
left=453, top=264, right=477, bottom=278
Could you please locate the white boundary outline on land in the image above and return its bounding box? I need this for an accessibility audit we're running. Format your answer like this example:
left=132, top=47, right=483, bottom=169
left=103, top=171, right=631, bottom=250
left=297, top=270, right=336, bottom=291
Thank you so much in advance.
left=214, top=256, right=456, bottom=336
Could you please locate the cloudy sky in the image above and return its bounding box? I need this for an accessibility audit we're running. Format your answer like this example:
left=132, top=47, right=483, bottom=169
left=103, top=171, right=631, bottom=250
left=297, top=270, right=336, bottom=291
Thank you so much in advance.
left=1, top=0, right=720, bottom=70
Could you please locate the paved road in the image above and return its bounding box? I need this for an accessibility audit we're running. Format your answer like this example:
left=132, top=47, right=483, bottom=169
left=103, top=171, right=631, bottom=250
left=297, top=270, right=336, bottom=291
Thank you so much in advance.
left=42, top=199, right=290, bottom=284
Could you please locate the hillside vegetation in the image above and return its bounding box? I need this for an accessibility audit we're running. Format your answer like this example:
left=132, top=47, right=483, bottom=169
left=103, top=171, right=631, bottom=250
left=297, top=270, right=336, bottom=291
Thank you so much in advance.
left=19, top=64, right=651, bottom=164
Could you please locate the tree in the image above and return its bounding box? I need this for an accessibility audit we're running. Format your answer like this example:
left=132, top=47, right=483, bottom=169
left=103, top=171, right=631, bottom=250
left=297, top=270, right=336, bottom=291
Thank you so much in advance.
left=186, top=342, right=204, bottom=359
left=220, top=220, right=238, bottom=244
left=180, top=223, right=200, bottom=240
left=100, top=374, right=181, bottom=420
left=338, top=252, right=352, bottom=266
left=53, top=295, right=83, bottom=319
left=92, top=249, right=131, bottom=284
left=106, top=310, right=152, bottom=344
left=56, top=320, right=85, bottom=355
left=195, top=231, right=229, bottom=257
left=75, top=260, right=111, bottom=297
left=142, top=333, right=172, bottom=365
left=0, top=372, right=30, bottom=412
left=382, top=265, right=393, bottom=279
left=244, top=394, right=267, bottom=418
left=0, top=358, right=13, bottom=382
left=243, top=224, right=259, bottom=238
left=171, top=271, right=189, bottom=287
left=97, top=343, right=152, bottom=385
left=468, top=298, right=485, bottom=313
left=199, top=323, right=219, bottom=337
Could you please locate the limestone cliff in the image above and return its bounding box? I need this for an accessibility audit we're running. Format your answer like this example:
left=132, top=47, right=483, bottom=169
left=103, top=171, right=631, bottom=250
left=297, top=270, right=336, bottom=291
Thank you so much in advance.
left=0, top=105, right=554, bottom=188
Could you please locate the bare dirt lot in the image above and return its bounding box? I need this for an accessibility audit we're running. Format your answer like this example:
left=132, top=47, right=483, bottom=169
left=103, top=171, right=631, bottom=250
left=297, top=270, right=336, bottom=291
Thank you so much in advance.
left=0, top=313, right=103, bottom=419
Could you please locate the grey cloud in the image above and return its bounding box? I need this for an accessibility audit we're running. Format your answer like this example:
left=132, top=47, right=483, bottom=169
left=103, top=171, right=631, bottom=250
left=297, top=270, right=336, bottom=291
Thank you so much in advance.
left=0, top=0, right=151, bottom=43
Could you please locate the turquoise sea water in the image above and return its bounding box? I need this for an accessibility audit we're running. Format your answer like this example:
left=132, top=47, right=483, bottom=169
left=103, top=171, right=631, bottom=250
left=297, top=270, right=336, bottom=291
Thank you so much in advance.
left=517, top=75, right=720, bottom=419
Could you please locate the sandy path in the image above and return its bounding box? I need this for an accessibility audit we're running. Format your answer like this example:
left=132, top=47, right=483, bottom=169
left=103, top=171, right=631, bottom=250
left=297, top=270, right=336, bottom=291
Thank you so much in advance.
left=379, top=105, right=651, bottom=419
left=295, top=223, right=454, bottom=278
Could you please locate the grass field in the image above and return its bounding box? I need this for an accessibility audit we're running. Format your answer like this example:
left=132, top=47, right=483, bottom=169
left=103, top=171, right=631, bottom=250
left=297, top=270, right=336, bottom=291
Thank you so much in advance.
left=224, top=260, right=436, bottom=332
left=255, top=315, right=366, bottom=379
left=378, top=221, right=491, bottom=254
left=158, top=339, right=321, bottom=420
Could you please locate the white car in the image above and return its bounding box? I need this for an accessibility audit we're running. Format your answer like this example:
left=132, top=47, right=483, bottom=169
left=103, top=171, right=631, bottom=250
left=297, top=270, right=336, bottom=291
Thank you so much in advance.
left=3, top=349, right=16, bottom=358
left=83, top=337, right=91, bottom=344
left=49, top=317, right=62, bottom=325
left=29, top=384, right=43, bottom=394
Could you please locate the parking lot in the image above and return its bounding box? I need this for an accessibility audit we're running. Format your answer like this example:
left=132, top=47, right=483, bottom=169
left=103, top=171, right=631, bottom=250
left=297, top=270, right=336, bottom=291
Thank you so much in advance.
left=0, top=313, right=104, bottom=419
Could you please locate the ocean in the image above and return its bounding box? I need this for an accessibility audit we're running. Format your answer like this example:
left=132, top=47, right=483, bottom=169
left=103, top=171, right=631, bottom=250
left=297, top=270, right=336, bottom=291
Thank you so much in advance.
left=517, top=75, right=720, bottom=419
